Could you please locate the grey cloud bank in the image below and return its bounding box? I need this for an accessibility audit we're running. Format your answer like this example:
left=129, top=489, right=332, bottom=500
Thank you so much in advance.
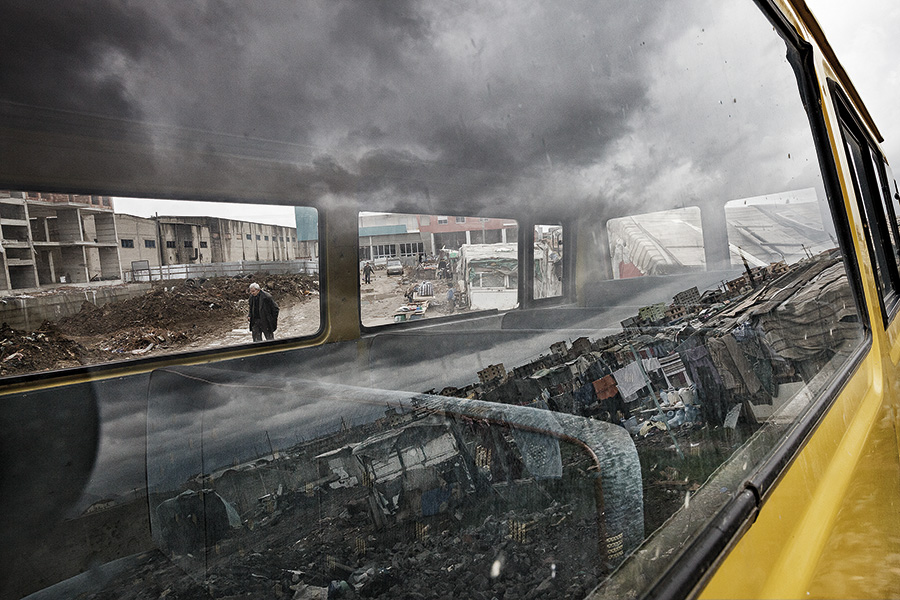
left=1, top=0, right=818, bottom=217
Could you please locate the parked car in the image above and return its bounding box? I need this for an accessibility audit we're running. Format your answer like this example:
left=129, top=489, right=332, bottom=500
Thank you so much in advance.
left=386, top=259, right=403, bottom=276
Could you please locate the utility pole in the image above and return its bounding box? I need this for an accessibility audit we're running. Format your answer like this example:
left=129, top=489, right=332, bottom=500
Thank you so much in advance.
left=265, top=430, right=276, bottom=460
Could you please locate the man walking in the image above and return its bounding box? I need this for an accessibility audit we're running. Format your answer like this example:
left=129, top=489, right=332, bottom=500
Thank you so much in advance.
left=248, top=282, right=279, bottom=341
left=363, top=262, right=374, bottom=284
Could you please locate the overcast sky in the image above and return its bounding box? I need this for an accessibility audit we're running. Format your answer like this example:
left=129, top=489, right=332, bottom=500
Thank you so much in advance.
left=808, top=0, right=900, bottom=163
left=106, top=1, right=900, bottom=228
left=112, top=197, right=299, bottom=227
left=2, top=0, right=836, bottom=225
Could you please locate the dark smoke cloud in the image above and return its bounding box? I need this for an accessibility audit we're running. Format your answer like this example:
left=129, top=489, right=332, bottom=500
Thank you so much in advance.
left=1, top=0, right=824, bottom=217
left=0, top=1, right=166, bottom=118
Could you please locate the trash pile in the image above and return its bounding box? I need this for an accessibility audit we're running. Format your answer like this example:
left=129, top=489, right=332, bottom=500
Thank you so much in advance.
left=72, top=499, right=599, bottom=600
left=0, top=273, right=319, bottom=373
left=280, top=506, right=600, bottom=600
left=0, top=321, right=97, bottom=376
left=98, top=327, right=193, bottom=354
left=60, top=274, right=318, bottom=337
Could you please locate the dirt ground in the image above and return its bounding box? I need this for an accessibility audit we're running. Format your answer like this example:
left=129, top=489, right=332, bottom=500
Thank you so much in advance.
left=0, top=266, right=469, bottom=377
left=0, top=274, right=319, bottom=377
left=360, top=264, right=463, bottom=327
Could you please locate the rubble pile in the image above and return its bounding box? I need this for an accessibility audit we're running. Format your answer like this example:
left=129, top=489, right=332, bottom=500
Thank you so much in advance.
left=98, top=327, right=192, bottom=354
left=434, top=250, right=858, bottom=532
left=82, top=482, right=599, bottom=599
left=273, top=506, right=599, bottom=600
left=0, top=273, right=319, bottom=370
left=60, top=274, right=318, bottom=337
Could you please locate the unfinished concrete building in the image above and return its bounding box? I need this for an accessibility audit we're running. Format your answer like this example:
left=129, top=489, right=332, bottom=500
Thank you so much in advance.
left=0, top=191, right=122, bottom=290
left=477, top=363, right=507, bottom=384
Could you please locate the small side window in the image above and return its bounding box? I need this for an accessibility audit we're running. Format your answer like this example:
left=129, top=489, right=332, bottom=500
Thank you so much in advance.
left=607, top=207, right=704, bottom=278
left=359, top=212, right=518, bottom=326
left=870, top=152, right=900, bottom=271
left=839, top=111, right=900, bottom=321
left=534, top=224, right=564, bottom=299
left=0, top=193, right=322, bottom=377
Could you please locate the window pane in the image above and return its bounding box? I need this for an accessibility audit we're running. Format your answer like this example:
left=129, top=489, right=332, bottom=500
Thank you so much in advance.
left=359, top=212, right=518, bottom=326
left=0, top=192, right=320, bottom=376
left=725, top=189, right=835, bottom=268
left=534, top=224, right=564, bottom=299
left=842, top=125, right=900, bottom=312
left=870, top=151, right=900, bottom=284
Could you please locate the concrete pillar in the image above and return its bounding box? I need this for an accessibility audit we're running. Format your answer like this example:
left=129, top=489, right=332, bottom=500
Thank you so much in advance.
left=0, top=257, right=10, bottom=291
left=44, top=251, right=56, bottom=285
left=465, top=230, right=471, bottom=245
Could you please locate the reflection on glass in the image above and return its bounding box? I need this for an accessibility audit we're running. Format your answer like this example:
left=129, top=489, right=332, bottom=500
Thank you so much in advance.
left=725, top=189, right=835, bottom=267
left=607, top=208, right=704, bottom=279
left=359, top=212, right=518, bottom=326
left=534, top=225, right=563, bottom=299
left=146, top=368, right=635, bottom=598
left=5, top=0, right=877, bottom=597
left=0, top=192, right=320, bottom=377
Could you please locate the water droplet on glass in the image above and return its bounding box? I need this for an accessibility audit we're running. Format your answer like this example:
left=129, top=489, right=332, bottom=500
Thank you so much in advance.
left=491, top=559, right=502, bottom=578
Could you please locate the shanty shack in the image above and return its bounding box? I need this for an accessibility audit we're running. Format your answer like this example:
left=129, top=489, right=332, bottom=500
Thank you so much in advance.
left=352, top=421, right=475, bottom=528
left=315, top=445, right=362, bottom=490
left=153, top=489, right=242, bottom=554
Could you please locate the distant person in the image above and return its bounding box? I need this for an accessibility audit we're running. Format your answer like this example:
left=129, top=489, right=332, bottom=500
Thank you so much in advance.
left=363, top=262, right=374, bottom=284
left=248, top=282, right=279, bottom=342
